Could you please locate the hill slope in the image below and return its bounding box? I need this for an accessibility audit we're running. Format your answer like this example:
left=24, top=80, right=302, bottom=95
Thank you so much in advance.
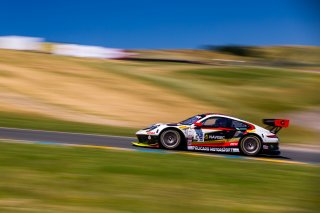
left=0, top=48, right=319, bottom=143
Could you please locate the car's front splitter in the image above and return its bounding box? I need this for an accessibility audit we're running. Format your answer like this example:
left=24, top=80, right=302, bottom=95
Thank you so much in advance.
left=132, top=142, right=159, bottom=148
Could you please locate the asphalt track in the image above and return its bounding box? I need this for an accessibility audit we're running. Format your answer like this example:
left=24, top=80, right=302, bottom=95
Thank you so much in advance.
left=0, top=127, right=319, bottom=164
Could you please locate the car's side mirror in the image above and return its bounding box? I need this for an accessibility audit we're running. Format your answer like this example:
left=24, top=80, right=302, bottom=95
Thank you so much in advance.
left=194, top=122, right=203, bottom=127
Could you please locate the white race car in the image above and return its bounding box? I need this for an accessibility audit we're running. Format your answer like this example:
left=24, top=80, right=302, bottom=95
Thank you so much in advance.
left=132, top=113, right=289, bottom=156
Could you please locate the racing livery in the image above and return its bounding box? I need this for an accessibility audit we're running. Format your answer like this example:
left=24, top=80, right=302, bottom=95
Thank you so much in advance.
left=132, top=113, right=289, bottom=156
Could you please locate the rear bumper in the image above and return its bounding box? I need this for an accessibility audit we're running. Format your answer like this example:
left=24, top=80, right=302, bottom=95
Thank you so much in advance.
left=261, top=143, right=281, bottom=155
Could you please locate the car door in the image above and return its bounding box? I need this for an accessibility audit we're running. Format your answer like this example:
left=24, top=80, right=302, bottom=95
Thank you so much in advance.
left=227, top=119, right=251, bottom=144
left=192, top=116, right=233, bottom=146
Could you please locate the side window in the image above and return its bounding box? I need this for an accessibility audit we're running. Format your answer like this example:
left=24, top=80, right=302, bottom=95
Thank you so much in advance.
left=202, top=118, right=218, bottom=127
left=231, top=120, right=249, bottom=129
left=202, top=117, right=230, bottom=128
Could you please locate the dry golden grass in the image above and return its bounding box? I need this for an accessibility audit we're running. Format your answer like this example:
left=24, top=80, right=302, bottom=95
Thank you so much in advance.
left=0, top=50, right=215, bottom=127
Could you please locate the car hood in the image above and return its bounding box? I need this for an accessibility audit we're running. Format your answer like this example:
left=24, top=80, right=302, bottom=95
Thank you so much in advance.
left=146, top=123, right=188, bottom=129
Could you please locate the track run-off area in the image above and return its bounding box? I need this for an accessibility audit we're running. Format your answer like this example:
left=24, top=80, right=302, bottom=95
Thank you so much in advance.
left=0, top=127, right=319, bottom=165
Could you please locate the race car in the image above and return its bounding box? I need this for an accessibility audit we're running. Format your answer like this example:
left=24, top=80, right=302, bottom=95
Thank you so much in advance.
left=132, top=113, right=289, bottom=156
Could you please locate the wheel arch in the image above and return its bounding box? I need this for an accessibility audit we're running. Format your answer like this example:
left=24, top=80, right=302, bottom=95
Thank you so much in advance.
left=239, top=133, right=263, bottom=156
left=159, top=127, right=187, bottom=146
left=240, top=133, right=263, bottom=143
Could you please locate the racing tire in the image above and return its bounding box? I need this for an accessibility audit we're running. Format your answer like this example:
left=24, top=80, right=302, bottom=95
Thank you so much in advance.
left=239, top=135, right=262, bottom=156
left=160, top=129, right=181, bottom=150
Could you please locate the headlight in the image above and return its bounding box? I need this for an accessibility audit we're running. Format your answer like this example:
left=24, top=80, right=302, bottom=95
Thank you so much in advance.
left=148, top=125, right=160, bottom=131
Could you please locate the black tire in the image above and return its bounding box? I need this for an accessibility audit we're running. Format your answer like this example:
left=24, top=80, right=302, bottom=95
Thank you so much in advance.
left=160, top=129, right=181, bottom=150
left=239, top=135, right=262, bottom=156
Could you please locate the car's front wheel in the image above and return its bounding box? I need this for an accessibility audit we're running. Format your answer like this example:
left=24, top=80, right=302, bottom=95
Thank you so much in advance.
left=160, top=129, right=181, bottom=149
left=239, top=135, right=262, bottom=156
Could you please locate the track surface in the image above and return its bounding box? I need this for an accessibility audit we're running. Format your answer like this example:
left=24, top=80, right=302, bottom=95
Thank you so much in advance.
left=0, top=127, right=319, bottom=164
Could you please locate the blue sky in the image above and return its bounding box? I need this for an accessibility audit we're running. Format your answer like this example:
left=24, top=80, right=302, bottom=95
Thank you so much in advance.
left=0, top=0, right=319, bottom=48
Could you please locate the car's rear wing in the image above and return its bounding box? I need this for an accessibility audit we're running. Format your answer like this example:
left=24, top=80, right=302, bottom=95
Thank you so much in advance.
left=262, top=119, right=289, bottom=134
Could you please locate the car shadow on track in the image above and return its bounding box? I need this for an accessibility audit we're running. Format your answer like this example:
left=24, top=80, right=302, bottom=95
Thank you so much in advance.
left=201, top=151, right=292, bottom=160
left=179, top=147, right=292, bottom=160
left=257, top=154, right=291, bottom=160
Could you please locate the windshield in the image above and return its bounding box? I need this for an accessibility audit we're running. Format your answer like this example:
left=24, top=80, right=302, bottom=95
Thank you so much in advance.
left=179, top=115, right=204, bottom=125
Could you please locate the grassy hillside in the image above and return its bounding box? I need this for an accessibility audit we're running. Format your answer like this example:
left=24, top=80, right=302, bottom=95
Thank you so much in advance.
left=0, top=48, right=319, bottom=143
left=250, top=46, right=320, bottom=65
left=206, top=45, right=320, bottom=66
left=134, top=46, right=320, bottom=66
left=0, top=142, right=319, bottom=212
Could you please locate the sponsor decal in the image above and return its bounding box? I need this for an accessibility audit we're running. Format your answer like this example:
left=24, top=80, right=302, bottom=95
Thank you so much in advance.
left=230, top=142, right=238, bottom=146
left=194, top=146, right=210, bottom=151
left=187, top=129, right=193, bottom=145
left=179, top=125, right=189, bottom=129
left=147, top=131, right=156, bottom=135
left=197, top=140, right=225, bottom=144
left=203, top=132, right=225, bottom=142
left=187, top=146, right=239, bottom=153
left=207, top=135, right=224, bottom=140
left=195, top=128, right=204, bottom=142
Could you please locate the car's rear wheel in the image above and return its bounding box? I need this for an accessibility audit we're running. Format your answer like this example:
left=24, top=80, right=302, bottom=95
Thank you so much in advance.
left=160, top=129, right=181, bottom=149
left=240, top=135, right=262, bottom=156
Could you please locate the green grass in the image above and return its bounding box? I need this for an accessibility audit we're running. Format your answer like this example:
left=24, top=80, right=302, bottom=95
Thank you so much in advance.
left=0, top=142, right=319, bottom=212
left=255, top=46, right=320, bottom=65
left=277, top=125, right=318, bottom=144
left=176, top=66, right=320, bottom=111
left=0, top=111, right=136, bottom=137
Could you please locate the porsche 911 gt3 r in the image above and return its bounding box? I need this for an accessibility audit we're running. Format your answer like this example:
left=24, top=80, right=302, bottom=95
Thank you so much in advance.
left=132, top=113, right=289, bottom=156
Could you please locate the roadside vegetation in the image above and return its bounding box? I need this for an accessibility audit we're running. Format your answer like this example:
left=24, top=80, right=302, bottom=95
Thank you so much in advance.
left=0, top=142, right=319, bottom=213
left=0, top=111, right=135, bottom=137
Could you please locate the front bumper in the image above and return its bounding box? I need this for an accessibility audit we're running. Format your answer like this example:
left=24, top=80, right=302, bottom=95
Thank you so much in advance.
left=132, top=142, right=159, bottom=148
left=132, top=134, right=160, bottom=148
